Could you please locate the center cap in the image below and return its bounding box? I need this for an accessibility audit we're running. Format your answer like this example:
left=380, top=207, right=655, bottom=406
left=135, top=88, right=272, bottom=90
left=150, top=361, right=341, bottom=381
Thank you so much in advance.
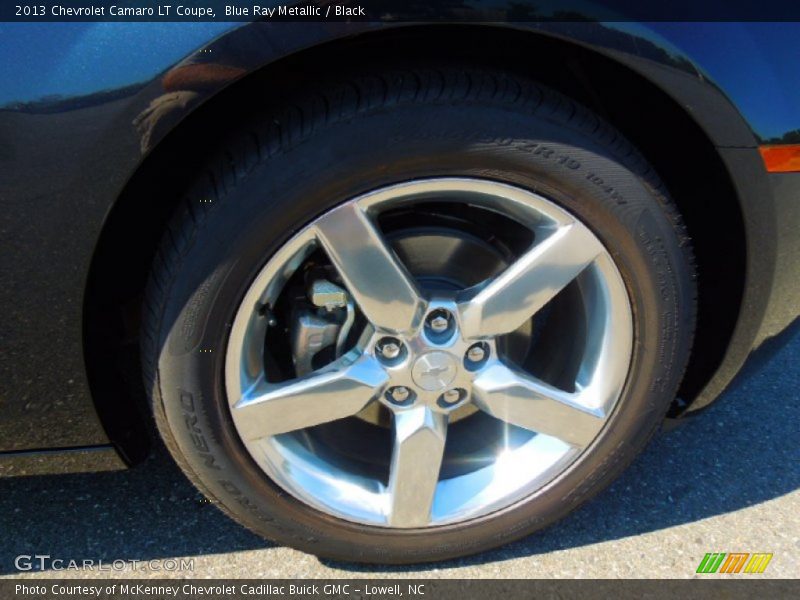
left=411, top=351, right=458, bottom=391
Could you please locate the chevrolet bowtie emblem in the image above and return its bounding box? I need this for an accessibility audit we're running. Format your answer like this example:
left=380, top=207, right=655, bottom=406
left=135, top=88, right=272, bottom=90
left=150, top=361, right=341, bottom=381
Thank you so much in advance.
left=421, top=365, right=449, bottom=379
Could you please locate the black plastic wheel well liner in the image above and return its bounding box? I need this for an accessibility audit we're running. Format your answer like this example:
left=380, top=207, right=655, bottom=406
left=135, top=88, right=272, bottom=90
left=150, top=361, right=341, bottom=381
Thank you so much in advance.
left=83, top=24, right=746, bottom=462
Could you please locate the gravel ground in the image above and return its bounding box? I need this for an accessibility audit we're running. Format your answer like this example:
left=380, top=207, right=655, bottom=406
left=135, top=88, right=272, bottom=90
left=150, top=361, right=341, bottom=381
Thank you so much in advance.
left=2, top=329, right=798, bottom=580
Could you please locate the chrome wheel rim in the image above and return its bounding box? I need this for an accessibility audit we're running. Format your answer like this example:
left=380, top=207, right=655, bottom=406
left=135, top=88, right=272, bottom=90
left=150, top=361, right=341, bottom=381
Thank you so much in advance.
left=225, top=178, right=633, bottom=528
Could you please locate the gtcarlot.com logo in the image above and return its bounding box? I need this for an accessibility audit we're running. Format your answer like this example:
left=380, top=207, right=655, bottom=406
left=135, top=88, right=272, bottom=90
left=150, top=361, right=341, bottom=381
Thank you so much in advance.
left=696, top=552, right=773, bottom=574
left=14, top=554, right=195, bottom=572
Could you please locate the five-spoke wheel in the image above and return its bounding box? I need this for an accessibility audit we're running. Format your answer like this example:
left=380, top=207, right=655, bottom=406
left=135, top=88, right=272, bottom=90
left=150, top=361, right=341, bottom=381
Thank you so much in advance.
left=225, top=179, right=632, bottom=527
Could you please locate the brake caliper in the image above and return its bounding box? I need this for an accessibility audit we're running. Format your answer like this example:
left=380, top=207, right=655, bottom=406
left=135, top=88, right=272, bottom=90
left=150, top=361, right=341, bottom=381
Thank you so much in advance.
left=289, top=278, right=353, bottom=376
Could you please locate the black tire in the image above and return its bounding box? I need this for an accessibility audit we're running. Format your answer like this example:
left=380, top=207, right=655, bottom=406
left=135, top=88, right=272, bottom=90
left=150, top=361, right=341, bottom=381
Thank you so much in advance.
left=141, top=65, right=696, bottom=563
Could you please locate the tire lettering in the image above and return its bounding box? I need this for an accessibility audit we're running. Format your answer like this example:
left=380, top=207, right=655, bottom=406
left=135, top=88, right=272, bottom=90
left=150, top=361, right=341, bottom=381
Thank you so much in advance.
left=179, top=390, right=220, bottom=470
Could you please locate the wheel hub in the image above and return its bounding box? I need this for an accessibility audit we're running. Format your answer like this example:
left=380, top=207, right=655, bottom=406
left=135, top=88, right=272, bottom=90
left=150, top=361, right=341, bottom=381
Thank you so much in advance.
left=373, top=304, right=497, bottom=417
left=411, top=352, right=457, bottom=391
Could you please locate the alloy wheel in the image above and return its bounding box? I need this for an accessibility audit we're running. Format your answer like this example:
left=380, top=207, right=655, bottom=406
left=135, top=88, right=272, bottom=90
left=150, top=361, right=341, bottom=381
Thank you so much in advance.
left=225, top=178, right=633, bottom=528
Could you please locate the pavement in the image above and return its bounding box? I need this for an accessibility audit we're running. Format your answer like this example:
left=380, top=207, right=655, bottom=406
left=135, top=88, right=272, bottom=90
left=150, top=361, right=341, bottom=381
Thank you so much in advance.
left=1, top=329, right=798, bottom=580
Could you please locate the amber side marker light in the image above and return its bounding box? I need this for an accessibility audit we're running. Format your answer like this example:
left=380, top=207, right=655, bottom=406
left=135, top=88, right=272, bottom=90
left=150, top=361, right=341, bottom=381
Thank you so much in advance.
left=759, top=145, right=800, bottom=173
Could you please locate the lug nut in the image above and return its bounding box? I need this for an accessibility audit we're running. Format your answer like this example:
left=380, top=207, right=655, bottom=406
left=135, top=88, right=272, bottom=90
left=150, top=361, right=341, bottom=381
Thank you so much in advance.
left=430, top=316, right=449, bottom=332
left=426, top=309, right=452, bottom=334
left=381, top=342, right=401, bottom=359
left=388, top=386, right=411, bottom=404
left=441, top=388, right=463, bottom=405
left=466, top=343, right=488, bottom=364
left=377, top=338, right=403, bottom=360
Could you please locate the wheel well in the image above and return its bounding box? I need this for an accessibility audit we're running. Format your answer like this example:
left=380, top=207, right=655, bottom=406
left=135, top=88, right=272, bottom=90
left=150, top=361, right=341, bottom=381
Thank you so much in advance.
left=84, top=25, right=746, bottom=461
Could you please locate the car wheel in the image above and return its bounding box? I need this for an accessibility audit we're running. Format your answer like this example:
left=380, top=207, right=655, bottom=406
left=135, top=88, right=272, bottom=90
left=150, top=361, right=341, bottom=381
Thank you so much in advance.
left=142, top=65, right=696, bottom=563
